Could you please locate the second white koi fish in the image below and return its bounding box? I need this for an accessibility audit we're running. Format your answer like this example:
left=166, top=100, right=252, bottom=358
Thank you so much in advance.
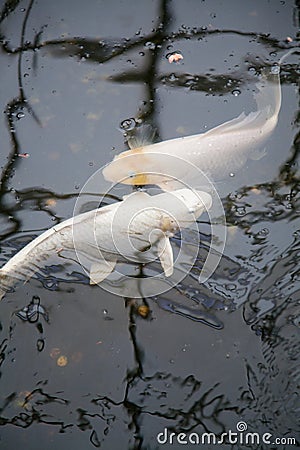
left=0, top=188, right=212, bottom=300
left=102, top=63, right=283, bottom=191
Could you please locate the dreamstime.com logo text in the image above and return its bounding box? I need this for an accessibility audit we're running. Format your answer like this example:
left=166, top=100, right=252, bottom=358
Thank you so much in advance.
left=156, top=421, right=297, bottom=446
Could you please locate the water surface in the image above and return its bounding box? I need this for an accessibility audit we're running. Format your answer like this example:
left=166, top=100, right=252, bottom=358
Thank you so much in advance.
left=0, top=1, right=299, bottom=449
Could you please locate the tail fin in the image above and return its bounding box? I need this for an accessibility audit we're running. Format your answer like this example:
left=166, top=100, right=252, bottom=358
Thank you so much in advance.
left=254, top=49, right=299, bottom=123
left=253, top=65, right=281, bottom=122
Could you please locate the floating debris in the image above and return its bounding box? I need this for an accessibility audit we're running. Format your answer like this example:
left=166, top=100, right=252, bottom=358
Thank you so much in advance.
left=45, top=198, right=57, bottom=207
left=137, top=304, right=150, bottom=318
left=167, top=52, right=183, bottom=63
left=57, top=355, right=68, bottom=367
left=14, top=391, right=32, bottom=409
left=50, top=347, right=61, bottom=359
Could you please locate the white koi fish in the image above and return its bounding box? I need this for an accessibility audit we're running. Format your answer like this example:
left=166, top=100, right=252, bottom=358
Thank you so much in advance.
left=102, top=62, right=283, bottom=191
left=0, top=188, right=212, bottom=300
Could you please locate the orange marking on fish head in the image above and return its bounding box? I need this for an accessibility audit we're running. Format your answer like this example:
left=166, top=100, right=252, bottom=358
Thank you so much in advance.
left=160, top=216, right=177, bottom=233
left=114, top=147, right=151, bottom=185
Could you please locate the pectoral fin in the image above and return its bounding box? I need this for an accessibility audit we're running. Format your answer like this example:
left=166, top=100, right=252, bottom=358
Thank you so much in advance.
left=157, top=237, right=174, bottom=277
left=90, top=259, right=117, bottom=285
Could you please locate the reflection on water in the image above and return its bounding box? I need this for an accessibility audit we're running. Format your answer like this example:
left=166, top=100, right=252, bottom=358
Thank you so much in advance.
left=0, top=0, right=299, bottom=448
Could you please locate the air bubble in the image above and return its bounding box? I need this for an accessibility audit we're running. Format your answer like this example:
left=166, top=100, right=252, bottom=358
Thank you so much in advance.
left=226, top=283, right=236, bottom=291
left=258, top=228, right=269, bottom=236
left=232, top=89, right=241, bottom=97
left=271, top=64, right=280, bottom=75
left=37, top=339, right=45, bottom=352
left=144, top=41, right=156, bottom=50
left=120, top=118, right=136, bottom=131
left=236, top=206, right=246, bottom=216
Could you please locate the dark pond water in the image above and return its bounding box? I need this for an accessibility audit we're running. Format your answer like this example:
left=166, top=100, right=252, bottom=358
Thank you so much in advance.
left=0, top=1, right=299, bottom=449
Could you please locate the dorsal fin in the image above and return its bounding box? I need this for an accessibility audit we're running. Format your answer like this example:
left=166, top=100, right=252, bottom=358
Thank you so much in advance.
left=204, top=110, right=263, bottom=136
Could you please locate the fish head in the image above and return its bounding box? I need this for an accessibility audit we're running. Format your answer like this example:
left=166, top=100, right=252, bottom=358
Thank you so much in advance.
left=102, top=148, right=176, bottom=187
left=124, top=188, right=212, bottom=239
left=103, top=148, right=152, bottom=185
left=140, top=189, right=212, bottom=277
left=155, top=189, right=212, bottom=231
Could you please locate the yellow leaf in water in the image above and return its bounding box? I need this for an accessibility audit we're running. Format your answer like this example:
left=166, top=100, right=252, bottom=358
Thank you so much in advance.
left=45, top=198, right=57, bottom=207
left=57, top=355, right=68, bottom=367
left=138, top=305, right=150, bottom=318
left=14, top=391, right=32, bottom=409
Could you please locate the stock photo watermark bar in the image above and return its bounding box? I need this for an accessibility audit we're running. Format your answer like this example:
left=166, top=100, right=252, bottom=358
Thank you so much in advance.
left=156, top=421, right=297, bottom=446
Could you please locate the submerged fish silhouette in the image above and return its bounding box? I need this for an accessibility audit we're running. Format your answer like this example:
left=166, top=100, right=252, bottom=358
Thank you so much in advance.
left=102, top=63, right=282, bottom=190
left=0, top=189, right=212, bottom=300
